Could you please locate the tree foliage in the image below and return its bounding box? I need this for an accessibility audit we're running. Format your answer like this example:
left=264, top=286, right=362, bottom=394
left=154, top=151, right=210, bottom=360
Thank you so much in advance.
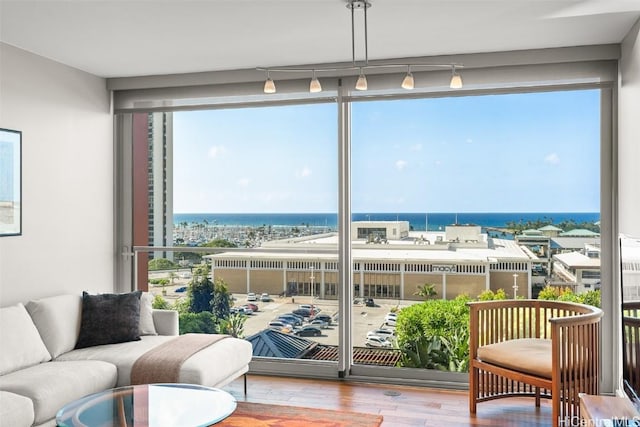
left=211, top=278, right=232, bottom=319
left=414, top=283, right=438, bottom=300
left=178, top=312, right=219, bottom=334
left=506, top=217, right=599, bottom=235
left=151, top=294, right=171, bottom=310
left=396, top=295, right=471, bottom=371
left=189, top=265, right=214, bottom=313
left=220, top=313, right=247, bottom=338
left=537, top=285, right=601, bottom=308
left=477, top=288, right=507, bottom=301
left=201, top=239, right=237, bottom=248
left=148, top=258, right=179, bottom=271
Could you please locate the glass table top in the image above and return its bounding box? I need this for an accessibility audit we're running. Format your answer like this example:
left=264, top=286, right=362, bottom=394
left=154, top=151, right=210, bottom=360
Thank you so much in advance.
left=56, top=383, right=237, bottom=427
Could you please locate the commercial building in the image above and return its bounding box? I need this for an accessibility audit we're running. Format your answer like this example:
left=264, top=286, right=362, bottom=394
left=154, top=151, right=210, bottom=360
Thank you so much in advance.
left=206, top=223, right=533, bottom=300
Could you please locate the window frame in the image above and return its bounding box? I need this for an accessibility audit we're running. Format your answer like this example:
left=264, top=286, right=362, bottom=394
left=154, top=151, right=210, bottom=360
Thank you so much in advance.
left=113, top=50, right=620, bottom=392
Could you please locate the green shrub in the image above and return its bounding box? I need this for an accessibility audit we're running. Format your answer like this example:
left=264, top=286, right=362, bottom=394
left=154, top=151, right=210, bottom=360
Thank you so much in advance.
left=148, top=258, right=178, bottom=271
left=178, top=312, right=219, bottom=334
left=151, top=294, right=170, bottom=309
left=537, top=285, right=600, bottom=308
left=477, top=288, right=507, bottom=301
left=396, top=295, right=470, bottom=371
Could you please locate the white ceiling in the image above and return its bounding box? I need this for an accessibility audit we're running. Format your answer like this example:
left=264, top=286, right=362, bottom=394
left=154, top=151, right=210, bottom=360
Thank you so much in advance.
left=1, top=0, right=640, bottom=79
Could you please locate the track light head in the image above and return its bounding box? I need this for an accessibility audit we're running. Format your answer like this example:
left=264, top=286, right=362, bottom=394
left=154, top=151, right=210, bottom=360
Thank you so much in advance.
left=355, top=69, right=368, bottom=91
left=310, top=71, right=322, bottom=93
left=450, top=66, right=463, bottom=89
left=264, top=71, right=276, bottom=94
left=401, top=69, right=414, bottom=90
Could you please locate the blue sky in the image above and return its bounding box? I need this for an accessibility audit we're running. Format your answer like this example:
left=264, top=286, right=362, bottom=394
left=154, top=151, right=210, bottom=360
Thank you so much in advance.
left=173, top=89, right=600, bottom=214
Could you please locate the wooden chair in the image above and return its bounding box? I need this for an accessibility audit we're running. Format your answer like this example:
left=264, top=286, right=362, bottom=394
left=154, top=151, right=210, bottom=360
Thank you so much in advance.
left=468, top=299, right=603, bottom=427
left=623, top=301, right=640, bottom=396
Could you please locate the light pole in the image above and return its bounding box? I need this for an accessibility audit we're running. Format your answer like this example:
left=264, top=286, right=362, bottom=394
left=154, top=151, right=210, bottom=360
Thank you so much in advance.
left=310, top=265, right=316, bottom=313
left=310, top=266, right=315, bottom=300
left=512, top=273, right=519, bottom=299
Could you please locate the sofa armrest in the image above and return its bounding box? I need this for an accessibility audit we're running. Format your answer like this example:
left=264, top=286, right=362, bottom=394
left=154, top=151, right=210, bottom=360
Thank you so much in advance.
left=152, top=309, right=179, bottom=336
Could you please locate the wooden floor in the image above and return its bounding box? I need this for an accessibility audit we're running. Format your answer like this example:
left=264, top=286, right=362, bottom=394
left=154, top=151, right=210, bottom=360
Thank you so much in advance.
left=224, top=374, right=552, bottom=427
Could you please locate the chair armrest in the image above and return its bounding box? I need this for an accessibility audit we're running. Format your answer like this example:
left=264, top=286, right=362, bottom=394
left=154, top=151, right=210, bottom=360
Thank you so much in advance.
left=152, top=309, right=179, bottom=336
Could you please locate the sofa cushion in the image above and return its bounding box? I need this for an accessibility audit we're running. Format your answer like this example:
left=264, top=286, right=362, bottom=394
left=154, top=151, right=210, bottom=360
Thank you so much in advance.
left=0, top=303, right=51, bottom=375
left=477, top=338, right=552, bottom=379
left=0, top=360, right=117, bottom=425
left=75, top=291, right=142, bottom=349
left=139, top=292, right=157, bottom=336
left=26, top=294, right=82, bottom=358
left=0, top=390, right=35, bottom=427
left=57, top=335, right=252, bottom=388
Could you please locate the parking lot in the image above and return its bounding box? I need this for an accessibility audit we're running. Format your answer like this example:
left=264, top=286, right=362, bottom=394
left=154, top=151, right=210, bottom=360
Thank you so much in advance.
left=235, top=294, right=408, bottom=347
left=149, top=279, right=412, bottom=347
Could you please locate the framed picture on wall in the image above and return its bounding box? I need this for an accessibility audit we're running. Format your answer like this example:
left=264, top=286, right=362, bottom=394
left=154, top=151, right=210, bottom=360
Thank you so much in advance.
left=0, top=128, right=22, bottom=236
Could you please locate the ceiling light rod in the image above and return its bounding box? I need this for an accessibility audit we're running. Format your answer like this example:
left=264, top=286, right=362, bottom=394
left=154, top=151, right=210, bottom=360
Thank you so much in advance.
left=258, top=0, right=464, bottom=93
left=348, top=0, right=370, bottom=67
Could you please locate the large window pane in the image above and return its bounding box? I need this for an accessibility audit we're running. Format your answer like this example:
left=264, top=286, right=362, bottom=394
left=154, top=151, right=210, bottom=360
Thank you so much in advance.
left=143, top=103, right=341, bottom=368
left=350, top=90, right=601, bottom=373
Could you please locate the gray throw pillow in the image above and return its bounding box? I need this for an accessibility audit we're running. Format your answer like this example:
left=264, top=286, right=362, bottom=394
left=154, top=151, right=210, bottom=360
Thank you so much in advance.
left=75, top=291, right=142, bottom=349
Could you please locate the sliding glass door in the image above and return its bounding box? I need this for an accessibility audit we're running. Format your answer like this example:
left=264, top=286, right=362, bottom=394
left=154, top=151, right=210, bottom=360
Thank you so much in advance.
left=348, top=90, right=603, bottom=382
left=115, top=77, right=615, bottom=388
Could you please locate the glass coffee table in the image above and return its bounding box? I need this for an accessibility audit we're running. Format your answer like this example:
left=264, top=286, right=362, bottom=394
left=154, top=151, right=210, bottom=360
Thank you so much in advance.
left=56, top=383, right=236, bottom=427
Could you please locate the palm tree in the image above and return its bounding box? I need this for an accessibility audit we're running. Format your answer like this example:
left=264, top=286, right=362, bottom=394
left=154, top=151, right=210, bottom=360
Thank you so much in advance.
left=414, top=283, right=438, bottom=300
left=167, top=271, right=177, bottom=296
left=221, top=313, right=246, bottom=338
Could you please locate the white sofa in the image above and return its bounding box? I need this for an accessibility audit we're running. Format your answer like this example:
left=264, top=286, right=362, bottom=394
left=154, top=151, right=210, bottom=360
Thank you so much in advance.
left=0, top=293, right=252, bottom=427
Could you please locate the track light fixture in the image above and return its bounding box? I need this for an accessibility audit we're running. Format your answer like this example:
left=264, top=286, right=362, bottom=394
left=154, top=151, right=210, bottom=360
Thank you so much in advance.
left=401, top=66, right=414, bottom=90
left=450, top=65, right=463, bottom=89
left=259, top=0, right=463, bottom=94
left=309, top=70, right=322, bottom=93
left=263, top=70, right=276, bottom=94
left=355, top=68, right=368, bottom=91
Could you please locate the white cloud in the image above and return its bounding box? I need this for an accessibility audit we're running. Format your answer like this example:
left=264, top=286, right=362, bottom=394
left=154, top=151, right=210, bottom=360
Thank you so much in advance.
left=297, top=166, right=312, bottom=178
left=544, top=153, right=560, bottom=165
left=237, top=178, right=250, bottom=187
left=395, top=160, right=408, bottom=171
left=208, top=145, right=226, bottom=159
left=410, top=143, right=423, bottom=151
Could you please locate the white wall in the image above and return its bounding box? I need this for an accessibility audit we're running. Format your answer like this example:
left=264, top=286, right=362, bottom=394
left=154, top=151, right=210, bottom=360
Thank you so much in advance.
left=620, top=19, right=640, bottom=237
left=0, top=43, right=114, bottom=306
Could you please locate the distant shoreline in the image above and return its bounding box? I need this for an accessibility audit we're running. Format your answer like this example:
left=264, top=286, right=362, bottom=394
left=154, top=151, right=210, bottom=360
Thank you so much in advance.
left=173, top=212, right=600, bottom=232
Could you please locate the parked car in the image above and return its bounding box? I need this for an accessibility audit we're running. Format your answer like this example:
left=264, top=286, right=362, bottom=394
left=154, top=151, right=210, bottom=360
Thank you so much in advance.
left=384, top=314, right=397, bottom=327
left=367, top=328, right=395, bottom=340
left=278, top=315, right=302, bottom=326
left=292, top=308, right=312, bottom=318
left=364, top=298, right=375, bottom=307
left=246, top=292, right=257, bottom=302
left=294, top=326, right=322, bottom=337
left=174, top=286, right=187, bottom=293
left=260, top=293, right=272, bottom=302
left=365, top=336, right=392, bottom=348
left=298, top=304, right=320, bottom=313
left=237, top=307, right=253, bottom=315
left=268, top=320, right=292, bottom=330
left=282, top=312, right=305, bottom=322
left=311, top=313, right=333, bottom=325
left=242, top=303, right=259, bottom=312
left=309, top=319, right=328, bottom=329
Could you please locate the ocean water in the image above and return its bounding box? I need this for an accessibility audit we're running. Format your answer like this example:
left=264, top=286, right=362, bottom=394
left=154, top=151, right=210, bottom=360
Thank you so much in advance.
left=173, top=212, right=599, bottom=231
